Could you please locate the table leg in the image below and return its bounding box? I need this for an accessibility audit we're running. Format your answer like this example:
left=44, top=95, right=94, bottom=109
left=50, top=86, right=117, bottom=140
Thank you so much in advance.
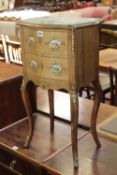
left=48, top=89, right=54, bottom=132
left=70, top=90, right=79, bottom=168
left=21, top=79, right=34, bottom=148
left=91, top=79, right=101, bottom=148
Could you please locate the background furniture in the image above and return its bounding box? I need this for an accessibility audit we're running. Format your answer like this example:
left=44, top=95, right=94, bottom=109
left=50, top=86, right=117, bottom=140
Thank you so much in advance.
left=109, top=66, right=117, bottom=105
left=14, top=0, right=26, bottom=7
left=101, top=19, right=117, bottom=48
left=99, top=48, right=117, bottom=72
left=0, top=34, right=10, bottom=63
left=4, top=35, right=22, bottom=64
left=0, top=62, right=26, bottom=129
left=0, top=36, right=4, bottom=61
left=79, top=71, right=110, bottom=103
left=0, top=34, right=22, bottom=64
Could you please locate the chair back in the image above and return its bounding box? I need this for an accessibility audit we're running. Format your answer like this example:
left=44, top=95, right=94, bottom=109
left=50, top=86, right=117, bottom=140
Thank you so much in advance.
left=109, top=66, right=117, bottom=105
left=0, top=38, right=4, bottom=60
left=0, top=34, right=10, bottom=63
left=5, top=35, right=22, bottom=65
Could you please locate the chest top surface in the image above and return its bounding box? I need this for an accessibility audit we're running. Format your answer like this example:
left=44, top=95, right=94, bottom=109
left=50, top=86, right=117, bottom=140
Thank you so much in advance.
left=18, top=15, right=100, bottom=29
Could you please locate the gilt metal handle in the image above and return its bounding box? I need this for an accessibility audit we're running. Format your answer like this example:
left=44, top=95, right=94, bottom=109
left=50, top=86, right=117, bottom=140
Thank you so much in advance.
left=10, top=160, right=16, bottom=169
left=40, top=82, right=46, bottom=89
left=50, top=64, right=62, bottom=74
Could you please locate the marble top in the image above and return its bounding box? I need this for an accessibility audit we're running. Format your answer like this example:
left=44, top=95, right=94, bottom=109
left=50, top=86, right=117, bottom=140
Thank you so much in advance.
left=19, top=15, right=101, bottom=28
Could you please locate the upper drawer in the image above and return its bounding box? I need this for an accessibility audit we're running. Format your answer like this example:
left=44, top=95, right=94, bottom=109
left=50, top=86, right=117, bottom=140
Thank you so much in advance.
left=22, top=28, right=70, bottom=58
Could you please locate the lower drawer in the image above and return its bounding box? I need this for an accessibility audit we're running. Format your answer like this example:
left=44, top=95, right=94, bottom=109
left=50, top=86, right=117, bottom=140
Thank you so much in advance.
left=0, top=149, right=48, bottom=175
left=0, top=161, right=22, bottom=175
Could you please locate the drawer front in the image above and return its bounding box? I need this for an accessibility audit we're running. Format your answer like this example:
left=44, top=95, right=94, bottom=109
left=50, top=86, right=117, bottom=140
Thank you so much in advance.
left=24, top=54, right=69, bottom=80
left=0, top=150, right=24, bottom=175
left=0, top=149, right=47, bottom=175
left=23, top=28, right=69, bottom=58
left=23, top=54, right=69, bottom=90
left=0, top=161, right=22, bottom=175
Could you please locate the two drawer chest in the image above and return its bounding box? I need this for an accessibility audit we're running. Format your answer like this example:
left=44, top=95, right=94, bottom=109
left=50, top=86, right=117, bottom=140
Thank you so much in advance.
left=18, top=15, right=102, bottom=168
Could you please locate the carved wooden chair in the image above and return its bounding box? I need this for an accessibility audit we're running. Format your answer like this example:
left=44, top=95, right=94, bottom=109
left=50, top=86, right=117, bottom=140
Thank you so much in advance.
left=4, top=35, right=22, bottom=65
left=0, top=37, right=4, bottom=60
left=109, top=66, right=117, bottom=105
left=0, top=34, right=10, bottom=63
left=79, top=71, right=110, bottom=103
left=100, top=29, right=117, bottom=49
left=99, top=71, right=111, bottom=102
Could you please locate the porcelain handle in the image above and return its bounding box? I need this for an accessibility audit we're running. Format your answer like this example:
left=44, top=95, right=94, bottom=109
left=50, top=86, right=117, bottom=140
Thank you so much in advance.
left=50, top=64, right=62, bottom=74
left=49, top=40, right=62, bottom=49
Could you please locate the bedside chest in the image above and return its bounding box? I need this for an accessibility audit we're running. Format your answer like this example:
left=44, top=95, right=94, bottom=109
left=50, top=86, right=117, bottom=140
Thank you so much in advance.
left=18, top=15, right=102, bottom=168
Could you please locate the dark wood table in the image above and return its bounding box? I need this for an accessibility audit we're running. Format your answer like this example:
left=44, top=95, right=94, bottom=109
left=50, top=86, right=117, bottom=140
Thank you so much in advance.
left=100, top=19, right=117, bottom=47
left=0, top=97, right=117, bottom=175
left=101, top=19, right=117, bottom=31
left=0, top=62, right=26, bottom=129
left=99, top=48, right=117, bottom=72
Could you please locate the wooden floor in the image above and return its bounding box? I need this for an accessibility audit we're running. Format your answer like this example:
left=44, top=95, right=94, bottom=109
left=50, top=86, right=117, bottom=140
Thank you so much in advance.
left=0, top=88, right=117, bottom=175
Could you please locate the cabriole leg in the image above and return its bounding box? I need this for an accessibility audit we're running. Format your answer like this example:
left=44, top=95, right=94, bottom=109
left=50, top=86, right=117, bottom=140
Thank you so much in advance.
left=91, top=79, right=101, bottom=148
left=70, top=89, right=79, bottom=168
left=48, top=89, right=54, bottom=132
left=21, top=79, right=34, bottom=148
